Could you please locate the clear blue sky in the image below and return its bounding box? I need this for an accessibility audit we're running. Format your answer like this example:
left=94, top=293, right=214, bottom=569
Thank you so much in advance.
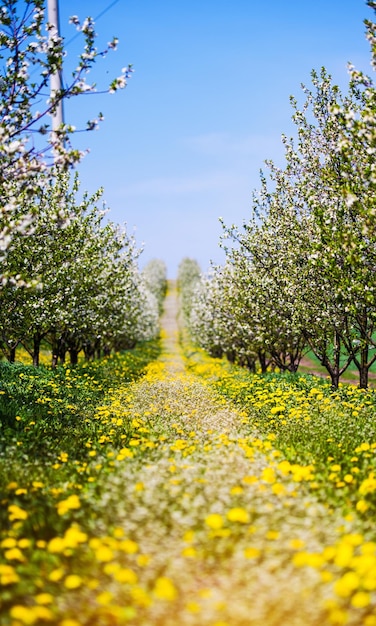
left=58, top=0, right=372, bottom=278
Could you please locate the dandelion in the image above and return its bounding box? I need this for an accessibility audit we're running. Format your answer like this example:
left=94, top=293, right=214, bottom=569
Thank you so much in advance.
left=8, top=504, right=28, bottom=521
left=153, top=576, right=177, bottom=601
left=10, top=606, right=36, bottom=624
left=333, top=571, right=360, bottom=598
left=49, top=568, right=65, bottom=582
left=261, top=467, right=276, bottom=483
left=64, top=574, right=83, bottom=589
left=119, top=539, right=138, bottom=554
left=35, top=593, right=53, bottom=605
left=226, top=507, right=250, bottom=523
left=47, top=537, right=66, bottom=553
left=56, top=494, right=81, bottom=515
left=114, top=568, right=138, bottom=584
left=351, top=591, right=371, bottom=608
left=244, top=547, right=261, bottom=559
left=95, top=545, right=114, bottom=562
left=205, top=513, right=224, bottom=530
left=4, top=547, right=25, bottom=561
left=0, top=563, right=20, bottom=585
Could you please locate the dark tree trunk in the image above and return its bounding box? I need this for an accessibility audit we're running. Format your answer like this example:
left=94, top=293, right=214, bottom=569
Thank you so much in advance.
left=8, top=345, right=16, bottom=363
left=69, top=349, right=79, bottom=365
left=33, top=334, right=41, bottom=367
left=258, top=350, right=268, bottom=374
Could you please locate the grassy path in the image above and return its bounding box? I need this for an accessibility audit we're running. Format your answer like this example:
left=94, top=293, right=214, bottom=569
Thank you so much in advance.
left=1, top=287, right=376, bottom=626
left=89, top=286, right=372, bottom=626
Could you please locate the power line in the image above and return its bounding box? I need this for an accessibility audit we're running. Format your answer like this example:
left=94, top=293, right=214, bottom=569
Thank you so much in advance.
left=65, top=0, right=122, bottom=47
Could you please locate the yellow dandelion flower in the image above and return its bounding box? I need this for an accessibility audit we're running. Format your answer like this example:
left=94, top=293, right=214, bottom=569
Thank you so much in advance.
left=334, top=542, right=354, bottom=568
left=96, top=591, right=113, bottom=605
left=244, top=547, right=261, bottom=559
left=10, top=606, right=36, bottom=625
left=64, top=526, right=87, bottom=548
left=205, top=513, right=224, bottom=530
left=64, top=574, right=83, bottom=589
left=266, top=530, right=280, bottom=541
left=359, top=473, right=376, bottom=495
left=154, top=576, right=177, bottom=601
left=226, top=507, right=250, bottom=523
left=56, top=494, right=81, bottom=516
left=356, top=499, right=370, bottom=513
left=132, top=555, right=149, bottom=569
left=261, top=467, right=276, bottom=483
left=1, top=537, right=17, bottom=548
left=271, top=482, right=285, bottom=495
left=333, top=571, right=360, bottom=598
left=114, top=568, right=138, bottom=584
left=119, top=539, right=139, bottom=554
left=35, top=593, right=53, bottom=605
left=350, top=591, right=371, bottom=608
left=47, top=537, right=66, bottom=553
left=8, top=504, right=28, bottom=521
left=4, top=547, right=25, bottom=562
left=130, top=585, right=152, bottom=607
left=95, top=545, right=114, bottom=562
left=242, top=475, right=258, bottom=485
left=49, top=568, right=65, bottom=582
left=327, top=608, right=348, bottom=625
left=182, top=546, right=197, bottom=558
left=0, top=563, right=20, bottom=585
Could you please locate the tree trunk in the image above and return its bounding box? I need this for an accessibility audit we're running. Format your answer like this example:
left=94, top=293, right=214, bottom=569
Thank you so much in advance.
left=33, top=334, right=41, bottom=367
left=358, top=344, right=369, bottom=389
left=8, top=345, right=16, bottom=363
left=69, top=349, right=79, bottom=365
left=258, top=350, right=268, bottom=374
left=246, top=354, right=256, bottom=372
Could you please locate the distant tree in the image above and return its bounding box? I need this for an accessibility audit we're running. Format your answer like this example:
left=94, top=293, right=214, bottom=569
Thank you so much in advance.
left=142, top=259, right=168, bottom=314
left=177, top=258, right=201, bottom=327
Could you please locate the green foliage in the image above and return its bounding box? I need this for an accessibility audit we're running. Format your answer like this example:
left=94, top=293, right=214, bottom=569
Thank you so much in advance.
left=186, top=347, right=376, bottom=521
left=0, top=339, right=160, bottom=458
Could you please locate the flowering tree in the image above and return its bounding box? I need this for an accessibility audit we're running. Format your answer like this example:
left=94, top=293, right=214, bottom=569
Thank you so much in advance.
left=190, top=2, right=376, bottom=388
left=0, top=0, right=132, bottom=276
left=142, top=259, right=168, bottom=315
left=0, top=170, right=159, bottom=365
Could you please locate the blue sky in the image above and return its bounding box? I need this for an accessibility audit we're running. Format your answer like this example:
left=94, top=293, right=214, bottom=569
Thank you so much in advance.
left=58, top=0, right=372, bottom=277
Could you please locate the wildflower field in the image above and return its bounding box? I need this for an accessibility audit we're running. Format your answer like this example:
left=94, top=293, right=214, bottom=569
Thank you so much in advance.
left=1, top=289, right=376, bottom=626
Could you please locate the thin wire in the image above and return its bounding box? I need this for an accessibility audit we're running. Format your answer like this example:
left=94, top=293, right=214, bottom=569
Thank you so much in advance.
left=65, top=0, right=122, bottom=47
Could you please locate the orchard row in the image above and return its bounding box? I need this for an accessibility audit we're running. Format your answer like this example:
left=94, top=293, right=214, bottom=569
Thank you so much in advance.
left=183, top=7, right=376, bottom=389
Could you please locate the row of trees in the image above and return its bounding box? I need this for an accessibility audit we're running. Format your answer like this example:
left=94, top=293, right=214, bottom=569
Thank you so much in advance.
left=0, top=2, right=166, bottom=367
left=188, top=2, right=376, bottom=389
left=0, top=170, right=164, bottom=366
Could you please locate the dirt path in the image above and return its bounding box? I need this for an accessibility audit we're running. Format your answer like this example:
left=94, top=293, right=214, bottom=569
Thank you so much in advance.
left=101, top=290, right=350, bottom=626
left=159, top=282, right=185, bottom=372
